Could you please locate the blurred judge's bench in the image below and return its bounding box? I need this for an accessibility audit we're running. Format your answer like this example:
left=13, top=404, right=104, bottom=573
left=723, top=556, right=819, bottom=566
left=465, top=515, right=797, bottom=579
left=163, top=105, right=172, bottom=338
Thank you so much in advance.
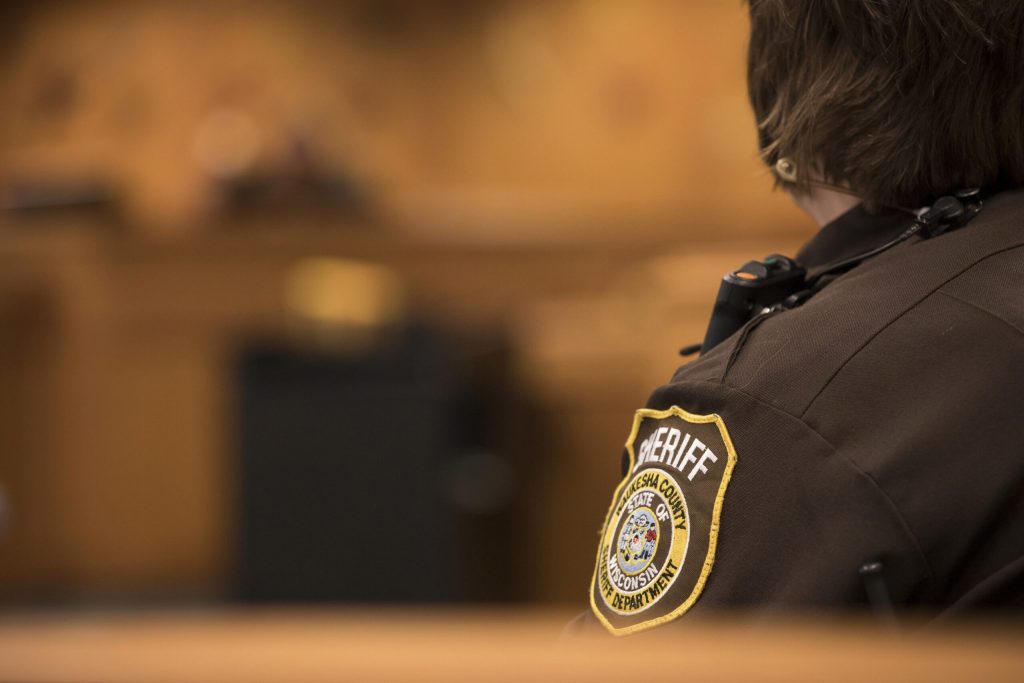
left=0, top=0, right=812, bottom=608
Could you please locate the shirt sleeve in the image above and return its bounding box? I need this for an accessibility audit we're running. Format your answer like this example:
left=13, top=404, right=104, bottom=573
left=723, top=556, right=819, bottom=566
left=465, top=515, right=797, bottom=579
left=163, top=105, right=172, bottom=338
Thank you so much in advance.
left=587, top=377, right=929, bottom=635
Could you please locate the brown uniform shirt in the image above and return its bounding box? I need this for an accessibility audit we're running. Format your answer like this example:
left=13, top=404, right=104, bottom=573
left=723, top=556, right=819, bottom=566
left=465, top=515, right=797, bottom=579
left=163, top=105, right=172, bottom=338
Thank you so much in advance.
left=588, top=189, right=1024, bottom=635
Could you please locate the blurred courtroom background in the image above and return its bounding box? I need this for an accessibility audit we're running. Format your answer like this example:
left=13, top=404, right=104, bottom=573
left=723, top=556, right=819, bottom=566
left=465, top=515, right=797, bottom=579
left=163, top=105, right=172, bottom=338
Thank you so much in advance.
left=0, top=0, right=812, bottom=609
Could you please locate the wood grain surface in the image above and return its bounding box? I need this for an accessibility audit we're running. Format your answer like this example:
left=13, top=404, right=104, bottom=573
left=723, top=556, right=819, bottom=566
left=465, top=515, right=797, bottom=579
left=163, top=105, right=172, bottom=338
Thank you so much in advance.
left=0, top=609, right=1020, bottom=683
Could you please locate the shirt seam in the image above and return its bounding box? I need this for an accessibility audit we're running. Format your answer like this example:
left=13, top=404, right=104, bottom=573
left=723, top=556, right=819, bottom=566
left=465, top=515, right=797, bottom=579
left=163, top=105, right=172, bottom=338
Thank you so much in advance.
left=799, top=241, right=1024, bottom=420
left=936, top=289, right=1024, bottom=338
left=681, top=378, right=937, bottom=586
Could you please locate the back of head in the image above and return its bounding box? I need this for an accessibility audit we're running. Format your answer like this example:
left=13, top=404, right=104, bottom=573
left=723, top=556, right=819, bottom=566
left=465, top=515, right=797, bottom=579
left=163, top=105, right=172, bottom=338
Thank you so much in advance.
left=747, top=0, right=1024, bottom=209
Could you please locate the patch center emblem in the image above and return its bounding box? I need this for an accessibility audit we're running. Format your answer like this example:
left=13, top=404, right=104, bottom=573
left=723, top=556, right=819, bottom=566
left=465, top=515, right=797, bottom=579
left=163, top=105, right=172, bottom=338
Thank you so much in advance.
left=615, top=506, right=664, bottom=577
left=590, top=406, right=737, bottom=635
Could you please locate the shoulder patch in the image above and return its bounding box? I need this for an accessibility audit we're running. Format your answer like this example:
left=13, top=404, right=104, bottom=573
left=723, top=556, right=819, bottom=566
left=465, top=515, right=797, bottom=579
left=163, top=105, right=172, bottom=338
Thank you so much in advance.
left=590, top=406, right=737, bottom=635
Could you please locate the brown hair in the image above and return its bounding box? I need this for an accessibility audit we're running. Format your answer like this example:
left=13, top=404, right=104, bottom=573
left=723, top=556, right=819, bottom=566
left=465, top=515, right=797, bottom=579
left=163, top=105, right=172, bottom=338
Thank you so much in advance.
left=747, top=0, right=1024, bottom=208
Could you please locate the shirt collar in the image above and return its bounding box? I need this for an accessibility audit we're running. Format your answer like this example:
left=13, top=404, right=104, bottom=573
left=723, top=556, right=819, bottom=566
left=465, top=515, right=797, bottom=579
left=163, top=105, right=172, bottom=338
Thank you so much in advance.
left=796, top=203, right=915, bottom=273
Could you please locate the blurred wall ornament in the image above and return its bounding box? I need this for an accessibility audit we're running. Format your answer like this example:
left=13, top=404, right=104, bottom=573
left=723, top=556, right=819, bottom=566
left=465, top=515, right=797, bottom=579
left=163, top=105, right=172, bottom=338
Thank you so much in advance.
left=192, top=108, right=264, bottom=180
